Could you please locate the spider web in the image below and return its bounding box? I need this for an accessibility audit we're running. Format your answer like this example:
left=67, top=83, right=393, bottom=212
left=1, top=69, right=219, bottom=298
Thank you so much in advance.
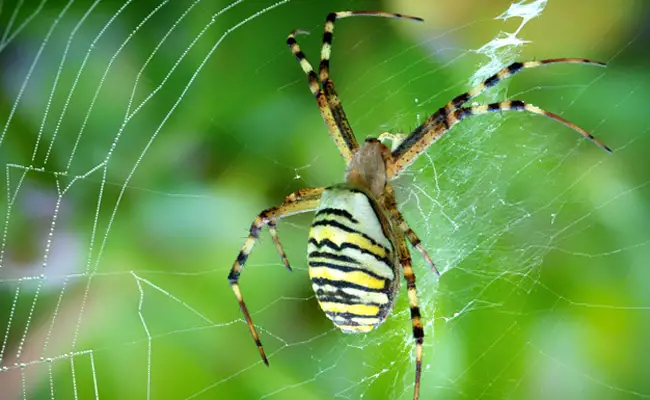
left=0, top=0, right=649, bottom=398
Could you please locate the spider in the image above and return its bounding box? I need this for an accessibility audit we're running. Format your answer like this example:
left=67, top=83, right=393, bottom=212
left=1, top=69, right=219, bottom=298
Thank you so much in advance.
left=227, top=10, right=611, bottom=400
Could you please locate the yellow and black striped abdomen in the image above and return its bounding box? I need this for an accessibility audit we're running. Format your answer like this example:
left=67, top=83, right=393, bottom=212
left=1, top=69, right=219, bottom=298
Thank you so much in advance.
left=308, top=186, right=399, bottom=333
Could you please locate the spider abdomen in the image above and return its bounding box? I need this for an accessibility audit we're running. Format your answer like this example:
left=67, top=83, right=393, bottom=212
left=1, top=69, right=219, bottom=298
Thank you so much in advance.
left=308, top=185, right=399, bottom=333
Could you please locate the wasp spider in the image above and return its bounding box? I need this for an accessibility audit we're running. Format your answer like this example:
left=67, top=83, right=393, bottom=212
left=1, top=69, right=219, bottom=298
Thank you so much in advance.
left=227, top=10, right=611, bottom=400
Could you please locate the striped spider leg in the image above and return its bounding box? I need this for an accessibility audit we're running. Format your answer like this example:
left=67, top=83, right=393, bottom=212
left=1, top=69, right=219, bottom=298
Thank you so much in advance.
left=287, top=11, right=424, bottom=163
left=317, top=11, right=423, bottom=155
left=388, top=58, right=612, bottom=178
left=228, top=187, right=324, bottom=364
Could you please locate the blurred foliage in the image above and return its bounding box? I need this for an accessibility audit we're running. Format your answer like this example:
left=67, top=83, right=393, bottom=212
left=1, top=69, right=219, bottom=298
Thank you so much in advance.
left=0, top=0, right=649, bottom=399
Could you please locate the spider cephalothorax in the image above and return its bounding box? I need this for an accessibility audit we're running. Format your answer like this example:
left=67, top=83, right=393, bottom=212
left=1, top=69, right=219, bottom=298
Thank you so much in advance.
left=227, top=11, right=611, bottom=400
left=345, top=138, right=391, bottom=197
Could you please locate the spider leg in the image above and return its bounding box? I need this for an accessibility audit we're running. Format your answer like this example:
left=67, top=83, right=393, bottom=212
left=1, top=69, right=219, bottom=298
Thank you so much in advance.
left=287, top=31, right=356, bottom=163
left=228, top=187, right=324, bottom=365
left=396, top=217, right=439, bottom=277
left=445, top=58, right=606, bottom=112
left=388, top=99, right=612, bottom=178
left=318, top=11, right=423, bottom=150
left=382, top=185, right=429, bottom=400
left=383, top=185, right=439, bottom=276
left=387, top=59, right=610, bottom=178
left=268, top=221, right=291, bottom=271
left=393, top=215, right=424, bottom=400
left=451, top=101, right=612, bottom=150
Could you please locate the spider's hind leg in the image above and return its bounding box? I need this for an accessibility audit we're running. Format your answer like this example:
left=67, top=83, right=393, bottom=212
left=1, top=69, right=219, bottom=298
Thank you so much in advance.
left=392, top=213, right=425, bottom=400
left=228, top=187, right=324, bottom=365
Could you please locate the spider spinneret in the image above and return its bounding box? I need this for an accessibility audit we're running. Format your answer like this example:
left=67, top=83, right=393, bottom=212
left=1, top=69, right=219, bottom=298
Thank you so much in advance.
left=227, top=10, right=611, bottom=400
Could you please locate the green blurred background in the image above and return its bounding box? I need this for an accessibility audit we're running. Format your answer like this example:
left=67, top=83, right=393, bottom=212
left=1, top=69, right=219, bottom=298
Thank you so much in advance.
left=0, top=0, right=649, bottom=399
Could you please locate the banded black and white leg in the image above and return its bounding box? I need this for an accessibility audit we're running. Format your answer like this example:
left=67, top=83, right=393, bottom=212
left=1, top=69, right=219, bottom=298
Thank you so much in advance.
left=383, top=185, right=440, bottom=276
left=388, top=62, right=612, bottom=178
left=287, top=30, right=357, bottom=162
left=444, top=58, right=606, bottom=112
left=318, top=11, right=423, bottom=148
left=392, top=225, right=425, bottom=400
left=287, top=11, right=423, bottom=164
left=228, top=187, right=325, bottom=365
left=448, top=100, right=612, bottom=152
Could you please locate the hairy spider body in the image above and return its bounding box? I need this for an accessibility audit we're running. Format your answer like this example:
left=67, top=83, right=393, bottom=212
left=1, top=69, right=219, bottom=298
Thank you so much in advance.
left=227, top=10, right=611, bottom=400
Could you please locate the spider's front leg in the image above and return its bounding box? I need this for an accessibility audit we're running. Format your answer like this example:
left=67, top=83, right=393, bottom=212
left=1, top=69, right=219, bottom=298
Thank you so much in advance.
left=287, top=30, right=356, bottom=163
left=286, top=11, right=423, bottom=165
left=228, top=187, right=324, bottom=364
left=317, top=12, right=423, bottom=150
left=387, top=58, right=611, bottom=178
